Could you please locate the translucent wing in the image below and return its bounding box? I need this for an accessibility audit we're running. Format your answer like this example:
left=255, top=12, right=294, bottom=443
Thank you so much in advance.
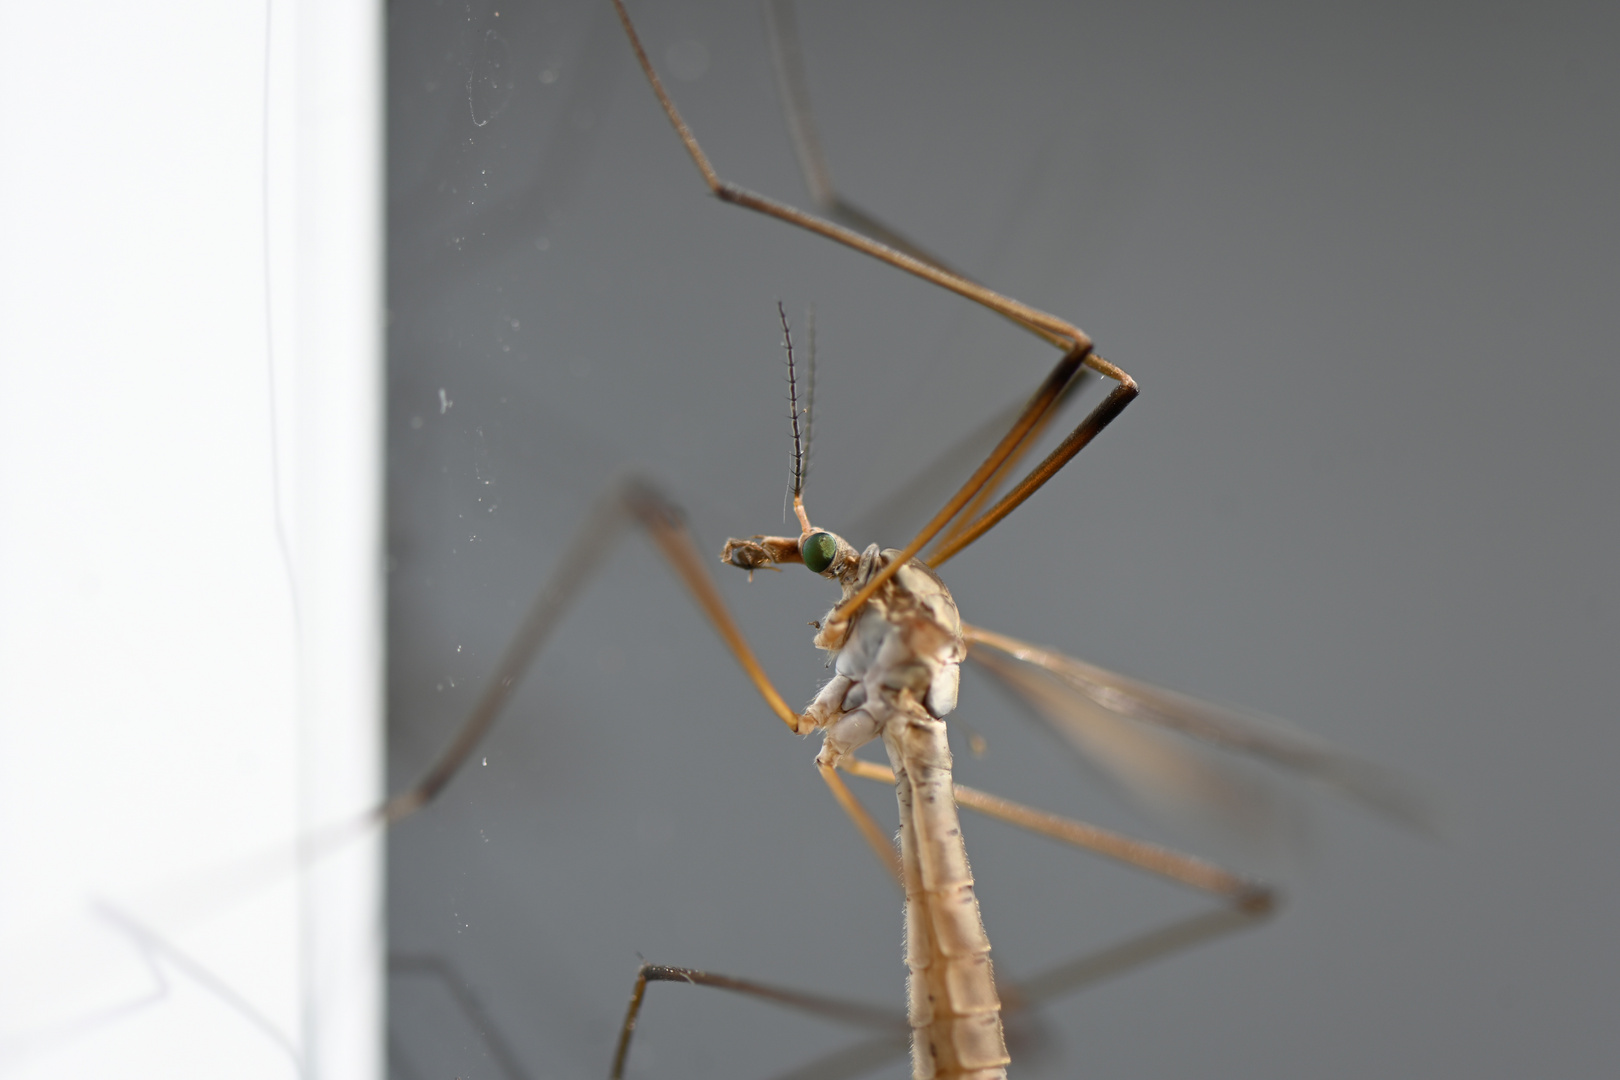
left=964, top=624, right=1431, bottom=835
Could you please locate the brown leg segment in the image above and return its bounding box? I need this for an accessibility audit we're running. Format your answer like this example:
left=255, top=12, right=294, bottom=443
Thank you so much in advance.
left=379, top=476, right=909, bottom=894
left=763, top=0, right=968, bottom=281
left=838, top=757, right=1275, bottom=914
left=609, top=0, right=1140, bottom=625
left=819, top=762, right=903, bottom=885
left=1011, top=905, right=1267, bottom=1011
left=929, top=379, right=1139, bottom=568
left=929, top=375, right=1078, bottom=559
left=836, top=351, right=1134, bottom=630
left=379, top=477, right=798, bottom=829
left=606, top=909, right=1270, bottom=1080
left=610, top=963, right=905, bottom=1080
left=389, top=953, right=533, bottom=1080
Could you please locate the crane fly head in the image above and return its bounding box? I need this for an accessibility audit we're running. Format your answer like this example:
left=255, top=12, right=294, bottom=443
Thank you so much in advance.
left=797, top=525, right=857, bottom=580
left=799, top=528, right=838, bottom=574
left=719, top=513, right=857, bottom=583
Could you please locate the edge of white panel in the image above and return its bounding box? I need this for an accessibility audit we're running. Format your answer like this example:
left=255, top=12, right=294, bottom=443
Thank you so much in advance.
left=0, top=2, right=383, bottom=1078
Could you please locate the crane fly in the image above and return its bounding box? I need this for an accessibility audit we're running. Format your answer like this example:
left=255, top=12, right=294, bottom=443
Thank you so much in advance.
left=384, top=3, right=1425, bottom=1076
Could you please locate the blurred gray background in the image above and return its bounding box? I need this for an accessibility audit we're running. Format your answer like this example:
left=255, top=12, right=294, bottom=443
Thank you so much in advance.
left=386, top=2, right=1618, bottom=1077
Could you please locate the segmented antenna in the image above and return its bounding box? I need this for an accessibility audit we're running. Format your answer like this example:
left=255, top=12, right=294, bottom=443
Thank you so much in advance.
left=802, top=304, right=816, bottom=487
left=779, top=301, right=814, bottom=500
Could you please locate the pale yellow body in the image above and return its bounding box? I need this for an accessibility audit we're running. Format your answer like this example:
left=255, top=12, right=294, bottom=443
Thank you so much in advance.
left=888, top=709, right=1008, bottom=1079
left=806, top=545, right=1009, bottom=1079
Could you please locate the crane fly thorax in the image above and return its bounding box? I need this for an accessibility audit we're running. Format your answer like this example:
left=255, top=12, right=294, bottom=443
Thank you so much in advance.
left=804, top=545, right=965, bottom=768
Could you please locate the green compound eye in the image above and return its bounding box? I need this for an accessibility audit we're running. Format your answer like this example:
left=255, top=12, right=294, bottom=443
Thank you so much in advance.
left=801, top=531, right=838, bottom=574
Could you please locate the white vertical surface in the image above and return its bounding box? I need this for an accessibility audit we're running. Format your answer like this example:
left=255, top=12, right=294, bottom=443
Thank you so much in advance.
left=0, top=3, right=381, bottom=1078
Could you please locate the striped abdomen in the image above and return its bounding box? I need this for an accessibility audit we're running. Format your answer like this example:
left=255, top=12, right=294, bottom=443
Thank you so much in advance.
left=887, top=706, right=1008, bottom=1080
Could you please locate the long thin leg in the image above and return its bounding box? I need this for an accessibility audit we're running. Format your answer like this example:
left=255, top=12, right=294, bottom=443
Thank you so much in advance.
left=389, top=954, right=533, bottom=1080
left=380, top=478, right=792, bottom=827
left=610, top=0, right=1139, bottom=625
left=844, top=371, right=1092, bottom=546
left=614, top=0, right=1081, bottom=348
left=766, top=0, right=1110, bottom=567
left=923, top=377, right=1138, bottom=569
left=606, top=907, right=1269, bottom=1080
left=928, top=371, right=1094, bottom=561
left=819, top=762, right=902, bottom=884
left=1010, top=905, right=1264, bottom=1010
left=762, top=0, right=965, bottom=279
left=379, top=477, right=903, bottom=892
left=610, top=963, right=905, bottom=1080
left=838, top=758, right=1275, bottom=913
left=761, top=0, right=1120, bottom=572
